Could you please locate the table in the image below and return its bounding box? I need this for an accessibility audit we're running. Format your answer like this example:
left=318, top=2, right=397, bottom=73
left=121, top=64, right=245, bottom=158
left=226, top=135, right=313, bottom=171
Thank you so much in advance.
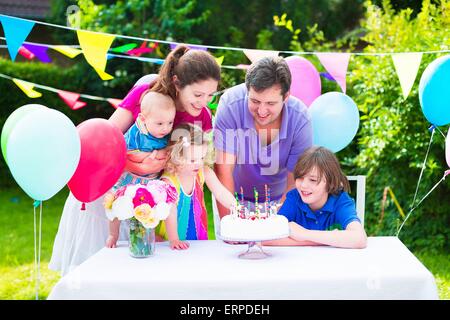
left=47, top=237, right=439, bottom=300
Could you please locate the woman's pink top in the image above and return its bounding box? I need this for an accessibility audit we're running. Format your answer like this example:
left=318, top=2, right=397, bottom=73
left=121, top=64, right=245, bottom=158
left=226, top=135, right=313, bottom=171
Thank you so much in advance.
left=118, top=83, right=213, bottom=132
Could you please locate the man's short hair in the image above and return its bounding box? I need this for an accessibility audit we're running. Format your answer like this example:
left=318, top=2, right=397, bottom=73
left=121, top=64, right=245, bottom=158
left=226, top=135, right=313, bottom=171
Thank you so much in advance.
left=245, top=56, right=292, bottom=97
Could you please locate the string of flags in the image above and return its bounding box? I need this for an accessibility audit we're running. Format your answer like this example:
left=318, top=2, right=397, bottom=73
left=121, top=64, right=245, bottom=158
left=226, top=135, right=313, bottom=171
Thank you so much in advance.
left=0, top=14, right=449, bottom=100
left=0, top=73, right=122, bottom=110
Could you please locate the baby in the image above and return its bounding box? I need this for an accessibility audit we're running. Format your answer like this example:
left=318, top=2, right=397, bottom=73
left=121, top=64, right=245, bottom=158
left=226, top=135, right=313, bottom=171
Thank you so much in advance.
left=106, top=91, right=176, bottom=248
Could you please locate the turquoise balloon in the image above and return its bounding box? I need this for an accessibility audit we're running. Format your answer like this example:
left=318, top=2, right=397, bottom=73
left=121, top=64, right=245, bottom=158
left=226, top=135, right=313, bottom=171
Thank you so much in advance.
left=309, top=92, right=360, bottom=153
left=419, top=55, right=450, bottom=126
left=6, top=108, right=81, bottom=201
left=1, top=104, right=47, bottom=164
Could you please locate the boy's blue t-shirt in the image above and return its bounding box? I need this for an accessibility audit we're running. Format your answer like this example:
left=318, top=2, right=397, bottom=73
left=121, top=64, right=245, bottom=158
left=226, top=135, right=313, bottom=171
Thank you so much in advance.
left=124, top=122, right=168, bottom=152
left=278, top=189, right=360, bottom=231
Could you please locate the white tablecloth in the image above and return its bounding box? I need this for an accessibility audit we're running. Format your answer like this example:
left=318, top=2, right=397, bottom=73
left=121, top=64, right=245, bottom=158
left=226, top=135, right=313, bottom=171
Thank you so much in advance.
left=47, top=237, right=438, bottom=300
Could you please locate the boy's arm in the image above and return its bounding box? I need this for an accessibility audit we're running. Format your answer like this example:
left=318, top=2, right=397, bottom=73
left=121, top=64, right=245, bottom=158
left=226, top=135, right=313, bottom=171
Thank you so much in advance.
left=204, top=166, right=236, bottom=210
left=262, top=237, right=323, bottom=246
left=289, top=221, right=367, bottom=249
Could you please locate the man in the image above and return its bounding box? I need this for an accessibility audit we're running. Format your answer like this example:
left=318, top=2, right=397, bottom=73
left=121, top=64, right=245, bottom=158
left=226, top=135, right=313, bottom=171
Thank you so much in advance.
left=214, top=56, right=313, bottom=222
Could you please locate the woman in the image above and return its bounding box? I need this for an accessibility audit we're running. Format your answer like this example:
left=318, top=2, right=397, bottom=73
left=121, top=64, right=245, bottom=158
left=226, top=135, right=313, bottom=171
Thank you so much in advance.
left=49, top=45, right=221, bottom=275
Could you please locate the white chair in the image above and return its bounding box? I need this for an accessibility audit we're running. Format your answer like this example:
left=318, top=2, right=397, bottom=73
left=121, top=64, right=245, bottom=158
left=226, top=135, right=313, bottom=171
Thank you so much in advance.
left=211, top=175, right=366, bottom=238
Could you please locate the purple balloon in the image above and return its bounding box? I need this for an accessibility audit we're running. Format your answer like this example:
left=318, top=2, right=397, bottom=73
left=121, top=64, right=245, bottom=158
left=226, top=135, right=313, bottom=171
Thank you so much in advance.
left=285, top=56, right=321, bottom=106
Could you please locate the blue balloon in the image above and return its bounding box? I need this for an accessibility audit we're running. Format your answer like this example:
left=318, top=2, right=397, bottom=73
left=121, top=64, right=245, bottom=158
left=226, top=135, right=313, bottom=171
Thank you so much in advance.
left=419, top=55, right=450, bottom=126
left=6, top=108, right=81, bottom=201
left=308, top=92, right=360, bottom=152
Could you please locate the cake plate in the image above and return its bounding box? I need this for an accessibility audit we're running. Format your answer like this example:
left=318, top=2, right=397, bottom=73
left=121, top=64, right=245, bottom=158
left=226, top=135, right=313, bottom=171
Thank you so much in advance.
left=218, top=234, right=288, bottom=260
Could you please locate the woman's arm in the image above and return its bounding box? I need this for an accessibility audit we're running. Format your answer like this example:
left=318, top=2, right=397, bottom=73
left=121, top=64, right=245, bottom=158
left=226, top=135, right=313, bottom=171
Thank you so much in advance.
left=289, top=221, right=367, bottom=249
left=204, top=166, right=236, bottom=210
left=213, top=150, right=237, bottom=218
left=108, top=107, right=134, bottom=133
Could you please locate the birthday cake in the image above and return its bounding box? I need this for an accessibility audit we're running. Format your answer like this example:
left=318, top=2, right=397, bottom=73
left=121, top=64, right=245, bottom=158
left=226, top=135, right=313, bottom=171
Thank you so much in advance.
left=220, top=203, right=289, bottom=241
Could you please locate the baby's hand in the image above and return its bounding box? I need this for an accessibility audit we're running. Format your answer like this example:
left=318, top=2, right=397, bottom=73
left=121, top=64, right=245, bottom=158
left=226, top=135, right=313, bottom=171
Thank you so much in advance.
left=106, top=235, right=119, bottom=248
left=170, top=239, right=190, bottom=250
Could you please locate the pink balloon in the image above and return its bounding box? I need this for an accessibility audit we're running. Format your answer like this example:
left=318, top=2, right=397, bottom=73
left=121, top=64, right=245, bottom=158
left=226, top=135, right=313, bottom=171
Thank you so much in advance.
left=446, top=129, right=450, bottom=168
left=68, top=119, right=126, bottom=203
left=285, top=56, right=321, bottom=106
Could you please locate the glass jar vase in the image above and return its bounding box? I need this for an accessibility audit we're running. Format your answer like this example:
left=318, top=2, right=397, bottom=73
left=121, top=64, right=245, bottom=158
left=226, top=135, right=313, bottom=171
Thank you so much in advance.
left=128, top=218, right=155, bottom=258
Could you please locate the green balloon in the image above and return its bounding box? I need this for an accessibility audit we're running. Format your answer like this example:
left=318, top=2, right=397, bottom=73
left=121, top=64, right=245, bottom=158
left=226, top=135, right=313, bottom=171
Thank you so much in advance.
left=1, top=104, right=47, bottom=164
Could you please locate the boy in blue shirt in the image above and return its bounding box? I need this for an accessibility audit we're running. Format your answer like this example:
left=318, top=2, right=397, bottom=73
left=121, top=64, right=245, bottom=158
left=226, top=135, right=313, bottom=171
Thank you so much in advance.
left=264, top=146, right=367, bottom=249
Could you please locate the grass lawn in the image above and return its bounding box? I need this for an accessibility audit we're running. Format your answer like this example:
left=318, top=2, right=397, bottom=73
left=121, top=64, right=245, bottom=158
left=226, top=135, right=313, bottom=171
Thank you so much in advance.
left=0, top=186, right=448, bottom=299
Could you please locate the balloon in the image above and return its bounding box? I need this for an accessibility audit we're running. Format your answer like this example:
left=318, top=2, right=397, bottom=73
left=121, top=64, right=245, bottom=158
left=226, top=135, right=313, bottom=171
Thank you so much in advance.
left=309, top=92, right=360, bottom=152
left=446, top=129, right=450, bottom=168
left=68, top=118, right=126, bottom=203
left=134, top=74, right=158, bottom=86
left=285, top=56, right=321, bottom=106
left=419, top=55, right=450, bottom=126
left=1, top=104, right=47, bottom=163
left=6, top=108, right=80, bottom=201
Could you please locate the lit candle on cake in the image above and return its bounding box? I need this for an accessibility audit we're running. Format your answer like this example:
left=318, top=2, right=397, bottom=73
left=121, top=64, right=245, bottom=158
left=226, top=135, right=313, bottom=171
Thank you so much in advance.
left=240, top=186, right=245, bottom=217
left=254, top=187, right=259, bottom=218
left=264, top=184, right=268, bottom=216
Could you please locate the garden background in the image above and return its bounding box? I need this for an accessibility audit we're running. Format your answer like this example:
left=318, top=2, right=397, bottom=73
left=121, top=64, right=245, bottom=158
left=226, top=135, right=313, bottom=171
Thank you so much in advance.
left=0, top=0, right=448, bottom=299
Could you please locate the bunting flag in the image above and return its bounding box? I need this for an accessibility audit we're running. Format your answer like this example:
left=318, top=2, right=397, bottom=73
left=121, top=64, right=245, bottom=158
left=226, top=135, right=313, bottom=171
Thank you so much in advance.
left=107, top=98, right=123, bottom=109
left=57, top=90, right=87, bottom=110
left=12, top=79, right=42, bottom=98
left=127, top=41, right=154, bottom=56
left=23, top=43, right=51, bottom=63
left=18, top=46, right=35, bottom=60
left=243, top=49, right=279, bottom=63
left=51, top=45, right=82, bottom=58
left=316, top=53, right=351, bottom=93
left=76, top=30, right=115, bottom=80
left=0, top=15, right=35, bottom=61
left=111, top=43, right=138, bottom=53
left=392, top=52, right=423, bottom=99
left=215, top=56, right=224, bottom=66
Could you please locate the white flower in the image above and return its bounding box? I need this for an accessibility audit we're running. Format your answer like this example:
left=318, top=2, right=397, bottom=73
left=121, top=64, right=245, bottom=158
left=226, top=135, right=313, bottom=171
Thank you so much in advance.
left=153, top=202, right=171, bottom=220
left=124, top=184, right=140, bottom=198
left=111, top=196, right=134, bottom=220
left=146, top=183, right=166, bottom=203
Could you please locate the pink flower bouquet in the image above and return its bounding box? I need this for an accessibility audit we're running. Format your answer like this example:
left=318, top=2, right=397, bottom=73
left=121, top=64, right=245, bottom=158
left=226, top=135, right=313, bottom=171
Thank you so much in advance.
left=104, top=179, right=178, bottom=229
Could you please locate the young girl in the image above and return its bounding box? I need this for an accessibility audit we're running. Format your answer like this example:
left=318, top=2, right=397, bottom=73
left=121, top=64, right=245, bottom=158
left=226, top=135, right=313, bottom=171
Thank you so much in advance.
left=158, top=123, right=237, bottom=248
left=264, top=146, right=367, bottom=249
left=50, top=45, right=221, bottom=275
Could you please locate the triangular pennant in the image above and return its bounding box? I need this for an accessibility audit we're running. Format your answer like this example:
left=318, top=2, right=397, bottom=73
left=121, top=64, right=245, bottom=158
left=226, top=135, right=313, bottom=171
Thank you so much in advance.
left=12, top=79, right=42, bottom=98
left=316, top=53, right=351, bottom=93
left=23, top=43, right=51, bottom=63
left=0, top=15, right=35, bottom=61
left=111, top=43, right=138, bottom=53
left=215, top=56, right=224, bottom=66
left=243, top=49, right=279, bottom=63
left=127, top=41, right=155, bottom=56
left=18, top=46, right=35, bottom=60
left=392, top=53, right=423, bottom=99
left=57, top=90, right=86, bottom=110
left=76, top=30, right=115, bottom=80
left=51, top=45, right=82, bottom=58
left=107, top=98, right=123, bottom=109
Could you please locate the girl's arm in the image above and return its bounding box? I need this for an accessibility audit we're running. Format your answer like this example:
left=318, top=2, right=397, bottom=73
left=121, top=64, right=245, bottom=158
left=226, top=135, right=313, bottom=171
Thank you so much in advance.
left=204, top=166, right=236, bottom=210
left=262, top=237, right=323, bottom=247
left=106, top=219, right=120, bottom=248
left=162, top=179, right=189, bottom=250
left=289, top=221, right=368, bottom=249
